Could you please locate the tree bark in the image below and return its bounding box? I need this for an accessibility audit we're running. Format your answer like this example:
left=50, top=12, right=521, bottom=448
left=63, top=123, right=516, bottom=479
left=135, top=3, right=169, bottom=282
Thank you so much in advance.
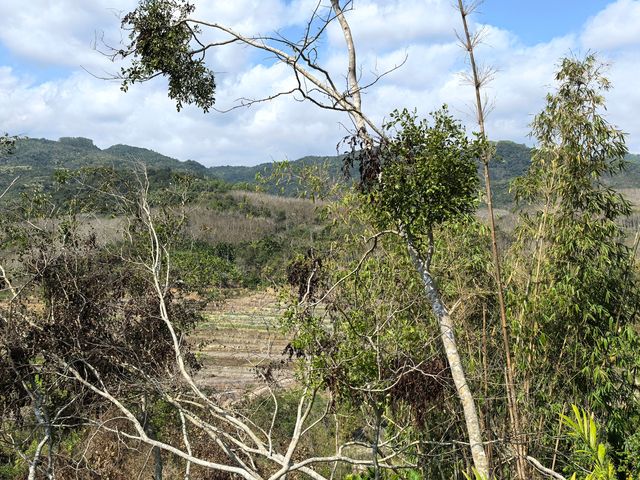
left=329, top=0, right=369, bottom=137
left=406, top=239, right=489, bottom=478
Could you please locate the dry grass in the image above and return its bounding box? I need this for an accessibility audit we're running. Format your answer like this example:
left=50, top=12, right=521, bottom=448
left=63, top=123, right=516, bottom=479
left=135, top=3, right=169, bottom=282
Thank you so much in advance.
left=186, top=190, right=321, bottom=244
left=188, top=209, right=277, bottom=244
left=229, top=190, right=321, bottom=220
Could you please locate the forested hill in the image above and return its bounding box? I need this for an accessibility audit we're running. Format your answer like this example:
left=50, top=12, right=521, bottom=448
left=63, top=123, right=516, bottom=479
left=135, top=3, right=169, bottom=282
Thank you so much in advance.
left=207, top=141, right=640, bottom=193
left=489, top=141, right=640, bottom=203
left=2, top=137, right=639, bottom=204
left=0, top=137, right=209, bottom=186
left=0, top=137, right=337, bottom=193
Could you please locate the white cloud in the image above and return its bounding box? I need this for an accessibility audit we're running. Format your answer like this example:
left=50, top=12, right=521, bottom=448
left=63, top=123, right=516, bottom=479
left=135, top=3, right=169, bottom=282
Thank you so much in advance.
left=582, top=0, right=640, bottom=51
left=0, top=64, right=344, bottom=165
left=0, top=0, right=130, bottom=71
left=601, top=51, right=640, bottom=140
left=327, top=0, right=458, bottom=52
left=0, top=0, right=327, bottom=70
left=194, top=0, right=321, bottom=35
left=2, top=0, right=640, bottom=166
left=476, top=33, right=577, bottom=141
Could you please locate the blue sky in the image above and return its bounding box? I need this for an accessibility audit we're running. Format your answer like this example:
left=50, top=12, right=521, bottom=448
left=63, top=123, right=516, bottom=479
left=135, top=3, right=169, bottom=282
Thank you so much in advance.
left=1, top=0, right=639, bottom=166
left=480, top=1, right=611, bottom=45
left=0, top=48, right=68, bottom=83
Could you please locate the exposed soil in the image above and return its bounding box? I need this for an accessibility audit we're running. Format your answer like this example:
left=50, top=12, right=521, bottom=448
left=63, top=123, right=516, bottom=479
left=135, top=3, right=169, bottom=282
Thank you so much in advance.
left=191, top=290, right=294, bottom=402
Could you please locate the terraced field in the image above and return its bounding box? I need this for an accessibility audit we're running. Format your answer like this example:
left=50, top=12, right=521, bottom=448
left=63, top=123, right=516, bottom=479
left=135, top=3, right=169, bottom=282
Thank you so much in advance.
left=191, top=290, right=294, bottom=402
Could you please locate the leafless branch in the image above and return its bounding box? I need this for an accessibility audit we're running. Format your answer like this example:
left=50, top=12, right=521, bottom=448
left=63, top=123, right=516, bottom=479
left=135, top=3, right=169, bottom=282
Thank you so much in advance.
left=0, top=176, right=19, bottom=200
left=526, top=455, right=567, bottom=480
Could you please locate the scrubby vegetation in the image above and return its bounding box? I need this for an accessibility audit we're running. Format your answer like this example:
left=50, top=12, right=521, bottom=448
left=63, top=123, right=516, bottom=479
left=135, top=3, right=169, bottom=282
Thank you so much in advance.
left=2, top=2, right=640, bottom=480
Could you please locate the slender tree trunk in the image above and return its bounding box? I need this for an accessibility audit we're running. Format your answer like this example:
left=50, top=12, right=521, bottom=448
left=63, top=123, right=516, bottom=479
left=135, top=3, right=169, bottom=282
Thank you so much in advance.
left=141, top=396, right=163, bottom=480
left=456, top=2, right=527, bottom=477
left=28, top=434, right=49, bottom=480
left=28, top=394, right=53, bottom=480
left=406, top=239, right=489, bottom=478
left=327, top=9, right=490, bottom=467
left=372, top=406, right=382, bottom=480
left=154, top=446, right=164, bottom=480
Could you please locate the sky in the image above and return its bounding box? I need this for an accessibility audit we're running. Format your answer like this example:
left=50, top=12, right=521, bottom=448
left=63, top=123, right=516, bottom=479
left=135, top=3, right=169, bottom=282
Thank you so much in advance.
left=1, top=0, right=639, bottom=167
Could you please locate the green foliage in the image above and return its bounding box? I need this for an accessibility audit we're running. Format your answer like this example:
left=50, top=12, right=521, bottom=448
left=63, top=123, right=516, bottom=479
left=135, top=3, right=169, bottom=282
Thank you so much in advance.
left=373, top=107, right=480, bottom=247
left=59, top=430, right=83, bottom=456
left=6, top=135, right=637, bottom=211
left=562, top=405, right=619, bottom=480
left=488, top=140, right=533, bottom=205
left=238, top=389, right=373, bottom=478
left=0, top=133, right=16, bottom=155
left=0, top=137, right=220, bottom=203
left=514, top=55, right=629, bottom=209
left=0, top=457, right=27, bottom=479
left=622, top=432, right=640, bottom=476
left=463, top=469, right=489, bottom=480
left=236, top=236, right=286, bottom=286
left=51, top=166, right=222, bottom=215
left=279, top=189, right=497, bottom=478
left=120, top=0, right=216, bottom=112
left=283, top=232, right=439, bottom=408
left=58, top=136, right=100, bottom=150
left=256, top=157, right=348, bottom=200
left=172, top=241, right=242, bottom=291
left=1, top=182, right=204, bottom=477
left=508, top=54, right=640, bottom=469
left=345, top=468, right=422, bottom=480
left=279, top=197, right=434, bottom=472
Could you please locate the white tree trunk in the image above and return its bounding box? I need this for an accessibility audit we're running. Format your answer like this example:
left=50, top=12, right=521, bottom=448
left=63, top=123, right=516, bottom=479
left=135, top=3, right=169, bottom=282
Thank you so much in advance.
left=407, top=240, right=489, bottom=478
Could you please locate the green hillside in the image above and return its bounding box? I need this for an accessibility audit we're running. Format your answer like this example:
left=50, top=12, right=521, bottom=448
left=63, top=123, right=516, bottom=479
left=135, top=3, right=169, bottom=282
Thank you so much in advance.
left=0, top=137, right=212, bottom=197
left=490, top=141, right=640, bottom=204
left=207, top=142, right=534, bottom=191
left=209, top=141, right=640, bottom=204
left=207, top=155, right=345, bottom=185
left=2, top=137, right=639, bottom=206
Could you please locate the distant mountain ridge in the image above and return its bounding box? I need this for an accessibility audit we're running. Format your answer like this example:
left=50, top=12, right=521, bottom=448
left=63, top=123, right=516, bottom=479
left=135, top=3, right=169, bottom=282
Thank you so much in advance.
left=0, top=136, right=331, bottom=184
left=2, top=137, right=639, bottom=205
left=1, top=137, right=209, bottom=179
